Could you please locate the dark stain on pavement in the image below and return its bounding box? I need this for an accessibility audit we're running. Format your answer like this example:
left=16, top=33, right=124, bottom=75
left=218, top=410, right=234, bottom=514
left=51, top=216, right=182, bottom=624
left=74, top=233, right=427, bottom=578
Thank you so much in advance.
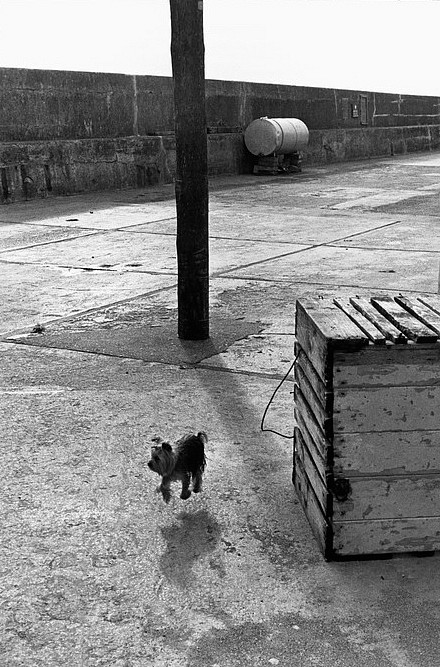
left=9, top=316, right=264, bottom=364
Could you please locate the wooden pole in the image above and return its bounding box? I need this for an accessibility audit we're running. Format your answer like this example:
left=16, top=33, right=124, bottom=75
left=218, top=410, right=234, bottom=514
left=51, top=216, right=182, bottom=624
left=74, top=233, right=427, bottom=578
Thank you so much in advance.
left=170, top=0, right=209, bottom=340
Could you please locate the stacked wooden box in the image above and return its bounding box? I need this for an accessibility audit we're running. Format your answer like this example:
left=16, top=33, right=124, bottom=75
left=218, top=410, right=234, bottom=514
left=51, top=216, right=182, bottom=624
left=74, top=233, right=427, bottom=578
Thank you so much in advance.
left=293, top=295, right=440, bottom=560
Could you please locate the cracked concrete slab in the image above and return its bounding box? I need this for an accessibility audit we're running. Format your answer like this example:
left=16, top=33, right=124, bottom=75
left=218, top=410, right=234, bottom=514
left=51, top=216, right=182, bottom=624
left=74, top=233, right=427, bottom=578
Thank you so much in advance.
left=0, top=184, right=177, bottom=224
left=4, top=274, right=394, bottom=347
left=8, top=316, right=264, bottom=365
left=137, top=209, right=405, bottom=246
left=0, top=263, right=176, bottom=336
left=3, top=203, right=179, bottom=230
left=0, top=223, right=94, bottom=252
left=0, top=232, right=179, bottom=272
left=375, top=192, right=440, bottom=216
left=228, top=244, right=439, bottom=292
left=328, top=189, right=423, bottom=210
left=198, top=333, right=295, bottom=378
left=0, top=232, right=308, bottom=276
left=330, top=214, right=440, bottom=251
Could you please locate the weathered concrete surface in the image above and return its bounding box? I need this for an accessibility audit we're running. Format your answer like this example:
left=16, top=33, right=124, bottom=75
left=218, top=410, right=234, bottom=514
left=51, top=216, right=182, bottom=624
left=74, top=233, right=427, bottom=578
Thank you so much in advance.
left=306, top=125, right=440, bottom=165
left=1, top=67, right=440, bottom=200
left=229, top=244, right=439, bottom=292
left=331, top=216, right=440, bottom=251
left=2, top=152, right=440, bottom=666
left=0, top=136, right=177, bottom=200
left=0, top=233, right=306, bottom=276
left=1, top=68, right=439, bottom=140
left=0, top=264, right=177, bottom=337
left=0, top=68, right=135, bottom=142
left=1, top=128, right=439, bottom=201
left=145, top=205, right=407, bottom=245
left=7, top=317, right=265, bottom=366
left=0, top=222, right=93, bottom=252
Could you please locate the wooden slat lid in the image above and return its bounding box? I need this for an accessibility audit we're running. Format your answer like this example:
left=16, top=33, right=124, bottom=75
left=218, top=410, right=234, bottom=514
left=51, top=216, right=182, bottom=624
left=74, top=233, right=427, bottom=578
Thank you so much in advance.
left=349, top=297, right=407, bottom=344
left=371, top=296, right=438, bottom=343
left=418, top=295, right=440, bottom=318
left=296, top=298, right=370, bottom=350
left=296, top=295, right=440, bottom=346
left=395, top=296, right=440, bottom=337
left=333, top=298, right=387, bottom=345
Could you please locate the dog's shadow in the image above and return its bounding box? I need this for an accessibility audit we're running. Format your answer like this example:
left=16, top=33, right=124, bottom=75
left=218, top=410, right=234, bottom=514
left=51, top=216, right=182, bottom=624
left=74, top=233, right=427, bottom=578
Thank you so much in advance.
left=159, top=509, right=221, bottom=587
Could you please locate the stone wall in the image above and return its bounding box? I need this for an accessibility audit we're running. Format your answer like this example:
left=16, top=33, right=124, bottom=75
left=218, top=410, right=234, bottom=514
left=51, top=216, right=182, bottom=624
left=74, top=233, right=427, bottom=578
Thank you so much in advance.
left=1, top=67, right=439, bottom=201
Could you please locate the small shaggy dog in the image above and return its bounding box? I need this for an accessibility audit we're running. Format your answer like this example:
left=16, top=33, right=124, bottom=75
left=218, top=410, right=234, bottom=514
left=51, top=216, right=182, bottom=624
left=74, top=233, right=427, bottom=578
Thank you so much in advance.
left=147, top=432, right=207, bottom=503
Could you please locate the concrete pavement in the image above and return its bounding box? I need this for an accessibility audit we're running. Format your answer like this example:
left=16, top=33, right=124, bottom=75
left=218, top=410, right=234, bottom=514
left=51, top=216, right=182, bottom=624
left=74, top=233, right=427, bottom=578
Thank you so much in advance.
left=2, top=151, right=440, bottom=666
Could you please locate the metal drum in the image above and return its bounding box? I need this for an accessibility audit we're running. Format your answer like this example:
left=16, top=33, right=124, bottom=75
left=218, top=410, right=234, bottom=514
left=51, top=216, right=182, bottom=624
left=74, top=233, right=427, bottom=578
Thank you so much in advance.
left=244, top=117, right=309, bottom=156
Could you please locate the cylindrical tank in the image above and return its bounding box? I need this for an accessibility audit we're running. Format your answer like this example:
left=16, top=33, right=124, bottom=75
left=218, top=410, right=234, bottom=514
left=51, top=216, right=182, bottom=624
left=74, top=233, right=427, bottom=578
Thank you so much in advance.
left=244, top=117, right=309, bottom=156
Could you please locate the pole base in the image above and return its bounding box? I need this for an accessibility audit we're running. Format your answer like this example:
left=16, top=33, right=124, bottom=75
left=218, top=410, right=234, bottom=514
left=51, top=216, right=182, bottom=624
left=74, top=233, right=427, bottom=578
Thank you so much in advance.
left=178, top=320, right=210, bottom=341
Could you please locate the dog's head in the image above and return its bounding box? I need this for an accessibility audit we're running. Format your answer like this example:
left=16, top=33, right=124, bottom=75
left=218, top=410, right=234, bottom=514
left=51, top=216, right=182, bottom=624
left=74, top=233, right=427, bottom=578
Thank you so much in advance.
left=147, top=441, right=175, bottom=476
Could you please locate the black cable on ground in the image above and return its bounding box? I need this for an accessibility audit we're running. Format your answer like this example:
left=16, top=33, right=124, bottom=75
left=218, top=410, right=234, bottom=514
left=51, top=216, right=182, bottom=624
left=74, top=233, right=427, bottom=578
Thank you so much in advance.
left=260, top=353, right=298, bottom=439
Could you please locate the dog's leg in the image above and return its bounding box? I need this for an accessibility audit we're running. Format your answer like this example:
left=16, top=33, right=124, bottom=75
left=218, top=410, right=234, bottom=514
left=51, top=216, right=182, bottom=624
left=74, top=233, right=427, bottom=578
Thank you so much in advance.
left=158, top=476, right=172, bottom=503
left=192, top=470, right=203, bottom=493
left=180, top=472, right=192, bottom=500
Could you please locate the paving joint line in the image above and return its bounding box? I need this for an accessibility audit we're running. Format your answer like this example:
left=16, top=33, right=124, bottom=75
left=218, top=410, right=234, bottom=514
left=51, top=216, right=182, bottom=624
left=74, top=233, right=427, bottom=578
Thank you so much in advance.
left=1, top=336, right=295, bottom=381
left=0, top=258, right=178, bottom=275
left=213, top=218, right=415, bottom=277
left=0, top=282, right=177, bottom=341
left=0, top=220, right=97, bottom=229
left=0, top=208, right=419, bottom=267
left=213, top=245, right=315, bottom=277
left=210, top=276, right=440, bottom=295
left=327, top=243, right=440, bottom=253
left=114, top=216, right=177, bottom=231
left=0, top=230, right=103, bottom=254
left=196, top=363, right=295, bottom=381
left=141, top=230, right=315, bottom=247
left=320, top=217, right=405, bottom=245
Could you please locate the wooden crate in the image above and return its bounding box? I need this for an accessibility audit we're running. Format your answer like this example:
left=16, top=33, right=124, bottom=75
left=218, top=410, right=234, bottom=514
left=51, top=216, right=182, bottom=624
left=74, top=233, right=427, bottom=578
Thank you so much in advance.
left=293, top=294, right=440, bottom=559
